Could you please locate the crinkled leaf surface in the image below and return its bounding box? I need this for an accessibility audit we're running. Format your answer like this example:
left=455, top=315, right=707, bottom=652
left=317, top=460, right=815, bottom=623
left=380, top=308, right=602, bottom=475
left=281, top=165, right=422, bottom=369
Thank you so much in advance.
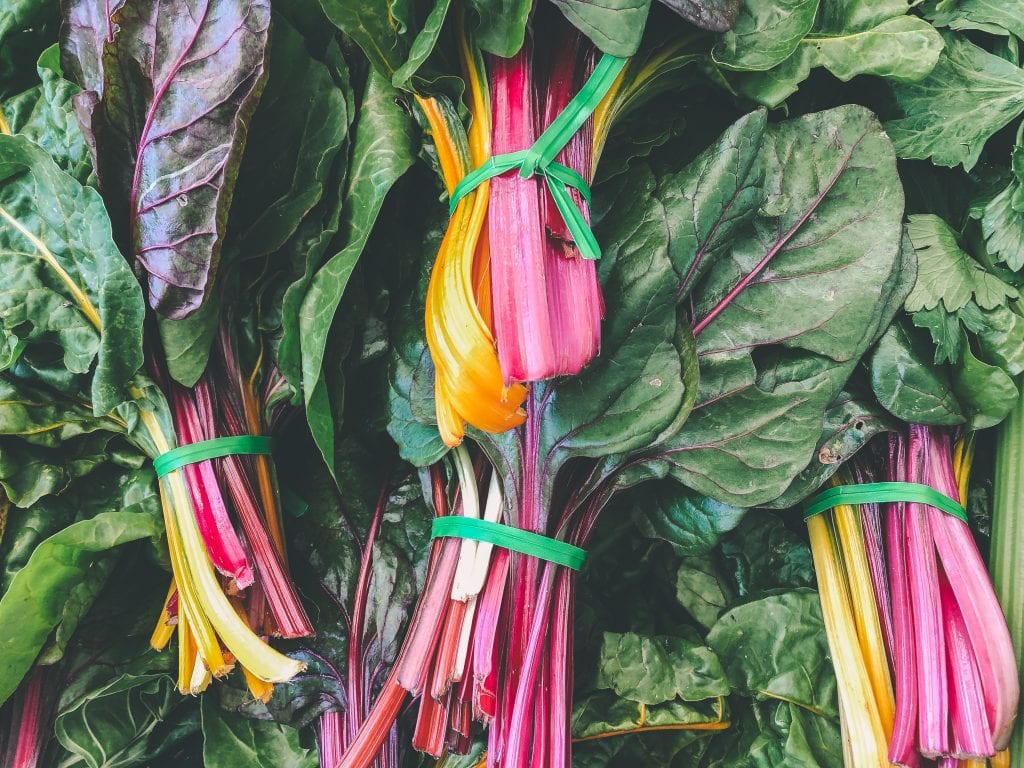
left=2, top=45, right=92, bottom=184
left=906, top=213, right=1019, bottom=312
left=712, top=0, right=819, bottom=71
left=649, top=105, right=907, bottom=505
left=85, top=0, right=271, bottom=317
left=59, top=0, right=124, bottom=94
left=728, top=1, right=943, bottom=108
left=707, top=590, right=837, bottom=717
left=597, top=632, right=729, bottom=705
left=886, top=32, right=1024, bottom=170
left=634, top=481, right=745, bottom=556
left=0, top=134, right=144, bottom=414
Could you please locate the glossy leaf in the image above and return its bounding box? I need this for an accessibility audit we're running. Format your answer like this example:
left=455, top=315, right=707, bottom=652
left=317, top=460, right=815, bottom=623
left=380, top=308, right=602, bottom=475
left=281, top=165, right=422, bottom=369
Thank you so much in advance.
left=659, top=0, right=740, bottom=32
left=201, top=695, right=316, bottom=768
left=0, top=479, right=161, bottom=705
left=0, top=134, right=145, bottom=414
left=634, top=482, right=745, bottom=556
left=707, top=590, right=837, bottom=717
left=59, top=0, right=123, bottom=94
left=299, top=72, right=415, bottom=477
left=712, top=0, right=819, bottom=72
left=2, top=45, right=92, bottom=184
left=655, top=106, right=907, bottom=505
left=870, top=319, right=965, bottom=425
left=85, top=0, right=272, bottom=317
left=464, top=0, right=530, bottom=57
left=549, top=0, right=653, bottom=58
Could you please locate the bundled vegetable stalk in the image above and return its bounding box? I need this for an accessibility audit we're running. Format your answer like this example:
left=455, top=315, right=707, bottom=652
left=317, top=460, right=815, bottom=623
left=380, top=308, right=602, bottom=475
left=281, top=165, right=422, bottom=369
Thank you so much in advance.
left=52, top=0, right=312, bottom=695
left=807, top=426, right=1018, bottom=766
left=0, top=667, right=57, bottom=768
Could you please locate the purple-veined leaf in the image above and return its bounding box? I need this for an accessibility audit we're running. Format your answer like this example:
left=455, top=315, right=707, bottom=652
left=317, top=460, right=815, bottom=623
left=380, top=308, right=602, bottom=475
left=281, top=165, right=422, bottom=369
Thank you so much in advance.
left=80, top=0, right=271, bottom=317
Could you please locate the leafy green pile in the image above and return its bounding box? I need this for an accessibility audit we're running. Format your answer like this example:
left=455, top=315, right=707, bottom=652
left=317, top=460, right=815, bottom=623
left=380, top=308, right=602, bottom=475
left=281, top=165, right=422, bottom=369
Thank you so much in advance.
left=0, top=0, right=1022, bottom=766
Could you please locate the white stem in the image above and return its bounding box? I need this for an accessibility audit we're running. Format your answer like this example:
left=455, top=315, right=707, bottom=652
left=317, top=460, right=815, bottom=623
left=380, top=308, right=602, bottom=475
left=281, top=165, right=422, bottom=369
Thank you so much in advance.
left=450, top=445, right=480, bottom=601
left=453, top=595, right=478, bottom=682
left=456, top=471, right=503, bottom=601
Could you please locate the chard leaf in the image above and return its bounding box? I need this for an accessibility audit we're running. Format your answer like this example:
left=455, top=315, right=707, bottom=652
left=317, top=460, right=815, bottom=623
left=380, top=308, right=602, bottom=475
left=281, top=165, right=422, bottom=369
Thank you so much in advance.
left=159, top=17, right=353, bottom=387
left=981, top=181, right=1024, bottom=271
left=230, top=17, right=351, bottom=259
left=318, top=0, right=449, bottom=87
left=0, top=134, right=144, bottom=414
left=0, top=478, right=161, bottom=705
left=654, top=105, right=907, bottom=505
left=658, top=0, right=740, bottom=33
left=707, top=590, right=837, bottom=717
left=0, top=0, right=59, bottom=99
left=870, top=319, right=965, bottom=425
left=59, top=0, right=124, bottom=94
left=712, top=0, right=819, bottom=72
left=634, top=482, right=745, bottom=556
left=84, top=0, right=272, bottom=318
left=2, top=45, right=92, bottom=184
left=765, top=388, right=900, bottom=508
left=952, top=337, right=1019, bottom=429
left=960, top=302, right=1024, bottom=375
left=549, top=0, right=653, bottom=58
left=719, top=513, right=814, bottom=596
left=300, top=72, right=415, bottom=478
left=463, top=0, right=529, bottom=58
left=905, top=213, right=1018, bottom=311
left=201, top=695, right=315, bottom=768
left=596, top=632, right=729, bottom=705
left=731, top=6, right=943, bottom=108
left=675, top=556, right=733, bottom=629
left=886, top=32, right=1024, bottom=170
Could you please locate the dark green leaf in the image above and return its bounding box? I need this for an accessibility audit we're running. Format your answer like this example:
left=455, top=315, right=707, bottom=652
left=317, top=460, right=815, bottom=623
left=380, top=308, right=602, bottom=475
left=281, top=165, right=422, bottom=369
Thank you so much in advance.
left=712, top=0, right=818, bottom=72
left=718, top=513, right=814, bottom=597
left=597, top=631, right=729, bottom=705
left=905, top=213, right=1018, bottom=312
left=982, top=181, right=1024, bottom=271
left=656, top=105, right=907, bottom=505
left=707, top=590, right=837, bottom=716
left=960, top=302, right=1024, bottom=376
left=0, top=477, right=161, bottom=705
left=464, top=0, right=529, bottom=57
left=201, top=695, right=315, bottom=768
left=549, top=0, right=653, bottom=58
left=0, top=134, right=145, bottom=414
left=870, top=319, right=965, bottom=425
left=300, top=72, right=415, bottom=478
left=2, top=45, right=92, bottom=184
left=953, top=337, right=1019, bottom=429
left=635, top=482, right=745, bottom=556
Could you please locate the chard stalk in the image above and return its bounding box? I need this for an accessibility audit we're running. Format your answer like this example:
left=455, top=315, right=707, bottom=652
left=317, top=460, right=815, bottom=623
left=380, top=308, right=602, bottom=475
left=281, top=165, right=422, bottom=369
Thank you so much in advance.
left=488, top=47, right=554, bottom=383
left=137, top=401, right=303, bottom=683
left=992, top=384, right=1024, bottom=761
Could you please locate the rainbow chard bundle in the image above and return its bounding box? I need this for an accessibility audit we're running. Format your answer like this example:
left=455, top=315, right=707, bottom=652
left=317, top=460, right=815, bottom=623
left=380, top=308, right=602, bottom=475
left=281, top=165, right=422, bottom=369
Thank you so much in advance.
left=807, top=428, right=1019, bottom=766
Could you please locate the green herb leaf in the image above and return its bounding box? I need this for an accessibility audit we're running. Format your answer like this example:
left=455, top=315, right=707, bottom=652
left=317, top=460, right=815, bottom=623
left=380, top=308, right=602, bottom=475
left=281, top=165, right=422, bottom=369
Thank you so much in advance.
left=549, top=0, right=653, bottom=58
left=886, top=32, right=1024, bottom=170
left=713, top=0, right=819, bottom=72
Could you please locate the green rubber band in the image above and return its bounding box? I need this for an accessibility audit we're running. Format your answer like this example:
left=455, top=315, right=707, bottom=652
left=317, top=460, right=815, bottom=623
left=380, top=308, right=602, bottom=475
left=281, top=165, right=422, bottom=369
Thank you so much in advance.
left=446, top=53, right=627, bottom=261
left=431, top=517, right=587, bottom=570
left=154, top=436, right=273, bottom=478
left=803, top=482, right=968, bottom=524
